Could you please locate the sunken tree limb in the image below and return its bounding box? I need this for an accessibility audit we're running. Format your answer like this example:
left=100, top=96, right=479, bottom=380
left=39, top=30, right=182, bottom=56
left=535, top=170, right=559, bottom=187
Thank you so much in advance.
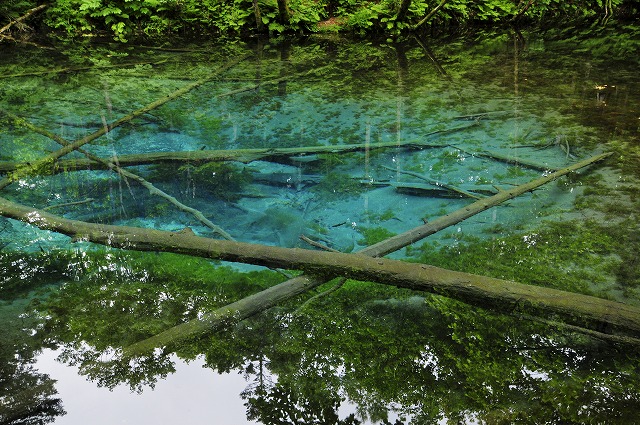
left=1, top=152, right=636, bottom=353
left=126, top=152, right=616, bottom=354
left=0, top=54, right=251, bottom=191
left=0, top=123, right=475, bottom=174
left=3, top=111, right=234, bottom=240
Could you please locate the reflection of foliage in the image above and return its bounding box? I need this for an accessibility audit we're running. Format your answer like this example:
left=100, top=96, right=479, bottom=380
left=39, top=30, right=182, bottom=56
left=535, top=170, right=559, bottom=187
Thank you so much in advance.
left=28, top=249, right=282, bottom=391
left=29, top=253, right=640, bottom=424
left=0, top=251, right=70, bottom=300
left=35, top=250, right=280, bottom=347
left=245, top=383, right=362, bottom=425
left=1, top=286, right=65, bottom=424
left=0, top=361, right=65, bottom=425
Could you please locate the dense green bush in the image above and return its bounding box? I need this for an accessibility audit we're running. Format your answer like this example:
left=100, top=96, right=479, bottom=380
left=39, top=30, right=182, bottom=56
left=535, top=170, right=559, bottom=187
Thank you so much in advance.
left=1, top=0, right=637, bottom=41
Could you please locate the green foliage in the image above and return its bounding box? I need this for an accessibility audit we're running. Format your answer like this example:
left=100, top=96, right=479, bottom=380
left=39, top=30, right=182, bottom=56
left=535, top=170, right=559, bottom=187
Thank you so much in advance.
left=23, top=0, right=636, bottom=41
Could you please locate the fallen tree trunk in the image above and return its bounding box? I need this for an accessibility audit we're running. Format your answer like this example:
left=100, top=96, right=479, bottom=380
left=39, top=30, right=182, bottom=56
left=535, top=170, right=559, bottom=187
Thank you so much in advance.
left=127, top=153, right=615, bottom=355
left=1, top=152, right=636, bottom=352
left=1, top=189, right=638, bottom=351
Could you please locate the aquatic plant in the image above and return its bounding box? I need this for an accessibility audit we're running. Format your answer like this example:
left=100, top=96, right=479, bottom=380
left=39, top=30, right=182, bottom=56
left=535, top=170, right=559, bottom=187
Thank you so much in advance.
left=311, top=171, right=364, bottom=200
left=411, top=219, right=636, bottom=303
left=149, top=162, right=252, bottom=202
left=356, top=226, right=397, bottom=246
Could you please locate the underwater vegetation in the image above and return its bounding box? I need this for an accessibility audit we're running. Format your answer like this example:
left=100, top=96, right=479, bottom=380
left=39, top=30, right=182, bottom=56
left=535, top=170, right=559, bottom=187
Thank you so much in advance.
left=356, top=226, right=397, bottom=246
left=149, top=162, right=253, bottom=202
left=408, top=219, right=639, bottom=303
left=312, top=171, right=365, bottom=200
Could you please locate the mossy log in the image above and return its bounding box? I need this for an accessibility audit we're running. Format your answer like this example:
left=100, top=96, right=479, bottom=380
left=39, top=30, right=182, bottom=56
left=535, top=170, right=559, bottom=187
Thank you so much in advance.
left=2, top=152, right=636, bottom=354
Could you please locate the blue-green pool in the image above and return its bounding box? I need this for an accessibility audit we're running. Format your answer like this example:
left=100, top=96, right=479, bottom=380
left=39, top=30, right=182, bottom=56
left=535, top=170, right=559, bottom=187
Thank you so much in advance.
left=1, top=25, right=640, bottom=424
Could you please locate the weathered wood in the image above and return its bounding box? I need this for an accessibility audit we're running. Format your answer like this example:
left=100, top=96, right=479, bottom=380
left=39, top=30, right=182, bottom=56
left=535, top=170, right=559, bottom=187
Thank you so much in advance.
left=1, top=152, right=631, bottom=354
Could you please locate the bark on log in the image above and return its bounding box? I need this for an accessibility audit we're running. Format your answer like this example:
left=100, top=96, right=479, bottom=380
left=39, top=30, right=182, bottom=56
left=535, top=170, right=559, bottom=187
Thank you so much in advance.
left=1, top=152, right=634, bottom=353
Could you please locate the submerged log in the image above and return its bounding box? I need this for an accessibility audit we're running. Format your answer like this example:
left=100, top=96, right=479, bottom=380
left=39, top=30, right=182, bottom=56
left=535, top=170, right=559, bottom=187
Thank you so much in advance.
left=383, top=164, right=485, bottom=199
left=0, top=124, right=474, bottom=174
left=1, top=152, right=634, bottom=353
left=0, top=54, right=250, bottom=190
left=8, top=113, right=234, bottom=240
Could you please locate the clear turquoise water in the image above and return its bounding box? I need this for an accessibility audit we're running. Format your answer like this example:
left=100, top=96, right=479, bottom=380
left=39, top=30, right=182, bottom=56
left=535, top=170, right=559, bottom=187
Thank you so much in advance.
left=1, top=26, right=640, bottom=424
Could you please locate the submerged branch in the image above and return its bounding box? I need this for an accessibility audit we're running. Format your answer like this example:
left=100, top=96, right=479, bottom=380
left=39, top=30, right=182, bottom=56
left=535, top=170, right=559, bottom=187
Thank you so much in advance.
left=0, top=123, right=476, bottom=174
left=0, top=54, right=251, bottom=191
left=413, top=0, right=450, bottom=30
left=382, top=164, right=484, bottom=199
left=0, top=4, right=47, bottom=36
left=452, top=146, right=560, bottom=172
left=6, top=112, right=234, bottom=240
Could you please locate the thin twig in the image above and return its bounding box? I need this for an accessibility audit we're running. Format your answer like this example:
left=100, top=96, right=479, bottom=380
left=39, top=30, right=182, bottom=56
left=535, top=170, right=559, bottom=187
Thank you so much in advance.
left=300, top=234, right=340, bottom=252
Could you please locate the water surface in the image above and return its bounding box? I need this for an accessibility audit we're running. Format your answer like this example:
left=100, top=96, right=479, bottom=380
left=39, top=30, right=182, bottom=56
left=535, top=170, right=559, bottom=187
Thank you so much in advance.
left=1, top=25, right=639, bottom=424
